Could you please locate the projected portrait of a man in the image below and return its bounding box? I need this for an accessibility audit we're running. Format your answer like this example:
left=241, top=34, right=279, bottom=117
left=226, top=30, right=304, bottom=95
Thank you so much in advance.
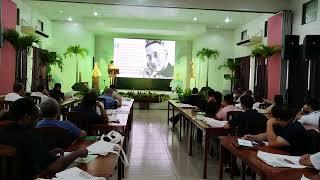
left=142, top=40, right=174, bottom=79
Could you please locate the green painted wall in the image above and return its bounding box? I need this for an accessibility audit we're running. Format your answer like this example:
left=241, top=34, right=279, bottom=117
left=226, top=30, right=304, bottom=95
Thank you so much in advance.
left=50, top=22, right=95, bottom=92
left=94, top=34, right=192, bottom=90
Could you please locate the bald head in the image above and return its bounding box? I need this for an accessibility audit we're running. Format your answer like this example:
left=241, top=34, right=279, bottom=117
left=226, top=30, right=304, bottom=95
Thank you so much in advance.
left=40, top=98, right=60, bottom=119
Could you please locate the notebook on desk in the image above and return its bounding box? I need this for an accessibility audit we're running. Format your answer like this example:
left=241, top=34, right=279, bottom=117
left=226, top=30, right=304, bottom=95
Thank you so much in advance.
left=257, top=151, right=308, bottom=168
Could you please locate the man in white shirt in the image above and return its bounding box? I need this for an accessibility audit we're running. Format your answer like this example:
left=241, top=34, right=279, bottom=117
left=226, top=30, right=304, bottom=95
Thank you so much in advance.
left=31, top=84, right=50, bottom=102
left=296, top=99, right=320, bottom=127
left=4, top=83, right=25, bottom=101
left=299, top=152, right=320, bottom=170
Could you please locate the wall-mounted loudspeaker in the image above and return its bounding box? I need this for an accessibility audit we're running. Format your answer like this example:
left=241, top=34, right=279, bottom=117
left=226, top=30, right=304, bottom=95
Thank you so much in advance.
left=284, top=35, right=299, bottom=60
left=303, top=35, right=320, bottom=60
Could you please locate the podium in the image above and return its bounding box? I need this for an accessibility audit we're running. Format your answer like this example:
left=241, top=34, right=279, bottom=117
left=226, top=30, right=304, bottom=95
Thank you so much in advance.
left=108, top=63, right=119, bottom=86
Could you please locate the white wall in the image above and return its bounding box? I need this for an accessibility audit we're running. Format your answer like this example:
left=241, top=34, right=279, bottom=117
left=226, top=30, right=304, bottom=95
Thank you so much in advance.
left=291, top=0, right=320, bottom=44
left=192, top=28, right=234, bottom=92
left=50, top=21, right=95, bottom=92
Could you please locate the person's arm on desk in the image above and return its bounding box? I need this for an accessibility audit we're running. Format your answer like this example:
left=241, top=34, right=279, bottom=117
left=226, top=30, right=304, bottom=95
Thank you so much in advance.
left=266, top=118, right=290, bottom=147
left=300, top=153, right=320, bottom=170
left=244, top=133, right=267, bottom=141
left=38, top=148, right=88, bottom=177
left=96, top=101, right=108, bottom=122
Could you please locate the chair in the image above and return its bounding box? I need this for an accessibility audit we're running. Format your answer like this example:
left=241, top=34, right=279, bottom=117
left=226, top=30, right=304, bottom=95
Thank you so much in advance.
left=27, top=96, right=41, bottom=106
left=0, top=101, right=12, bottom=110
left=34, top=126, right=74, bottom=150
left=0, top=144, right=21, bottom=180
left=67, top=111, right=111, bottom=135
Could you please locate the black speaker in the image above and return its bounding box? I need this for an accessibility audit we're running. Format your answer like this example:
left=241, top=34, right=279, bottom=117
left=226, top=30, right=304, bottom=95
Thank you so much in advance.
left=284, top=35, right=299, bottom=59
left=303, top=35, right=320, bottom=60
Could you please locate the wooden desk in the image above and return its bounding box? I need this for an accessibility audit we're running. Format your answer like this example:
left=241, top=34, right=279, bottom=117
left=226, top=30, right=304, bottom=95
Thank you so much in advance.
left=219, top=136, right=319, bottom=180
left=65, top=138, right=123, bottom=180
left=60, top=98, right=81, bottom=109
left=168, top=100, right=230, bottom=179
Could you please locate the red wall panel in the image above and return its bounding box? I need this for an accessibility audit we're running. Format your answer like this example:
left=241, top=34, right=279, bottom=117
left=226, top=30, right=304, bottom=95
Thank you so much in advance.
left=0, top=0, right=17, bottom=95
left=267, top=12, right=283, bottom=99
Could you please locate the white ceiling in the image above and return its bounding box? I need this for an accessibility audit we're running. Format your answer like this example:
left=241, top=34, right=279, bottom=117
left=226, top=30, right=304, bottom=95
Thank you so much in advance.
left=25, top=1, right=272, bottom=37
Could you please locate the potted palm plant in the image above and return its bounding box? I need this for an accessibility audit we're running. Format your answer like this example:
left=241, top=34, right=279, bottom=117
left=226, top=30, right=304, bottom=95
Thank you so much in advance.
left=196, top=48, right=220, bottom=87
left=63, top=45, right=88, bottom=83
left=4, top=29, right=40, bottom=84
left=218, top=58, right=240, bottom=91
left=251, top=44, right=281, bottom=64
left=40, top=51, right=63, bottom=76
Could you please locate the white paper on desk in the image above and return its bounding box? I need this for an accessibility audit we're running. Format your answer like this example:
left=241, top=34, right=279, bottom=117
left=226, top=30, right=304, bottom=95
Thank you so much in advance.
left=87, top=140, right=115, bottom=156
left=55, top=167, right=106, bottom=180
left=205, top=118, right=227, bottom=127
left=257, top=151, right=307, bottom=168
left=107, top=115, right=120, bottom=122
left=301, top=175, right=311, bottom=180
left=177, top=103, right=196, bottom=108
left=237, top=139, right=253, bottom=147
left=75, top=155, right=98, bottom=164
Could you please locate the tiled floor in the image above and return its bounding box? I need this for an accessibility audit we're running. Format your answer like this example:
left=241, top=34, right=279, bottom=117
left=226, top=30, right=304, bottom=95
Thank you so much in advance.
left=113, top=109, right=241, bottom=180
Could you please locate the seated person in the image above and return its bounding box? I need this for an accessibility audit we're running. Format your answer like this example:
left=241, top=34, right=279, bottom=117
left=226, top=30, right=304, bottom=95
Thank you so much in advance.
left=110, top=85, right=122, bottom=104
left=233, top=88, right=242, bottom=103
left=253, top=94, right=263, bottom=109
left=36, top=98, right=87, bottom=141
left=262, top=95, right=284, bottom=119
left=99, top=88, right=120, bottom=108
left=0, top=98, right=88, bottom=179
left=31, top=84, right=50, bottom=102
left=5, top=83, right=25, bottom=101
left=245, top=105, right=310, bottom=155
left=299, top=152, right=320, bottom=170
left=216, top=94, right=241, bottom=121
left=224, top=95, right=267, bottom=136
left=203, top=90, right=222, bottom=117
left=181, top=88, right=204, bottom=108
left=49, top=83, right=65, bottom=103
left=72, top=91, right=108, bottom=124
left=295, top=99, right=320, bottom=127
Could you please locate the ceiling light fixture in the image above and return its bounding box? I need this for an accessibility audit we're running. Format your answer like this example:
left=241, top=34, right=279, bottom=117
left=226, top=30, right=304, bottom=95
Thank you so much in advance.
left=224, top=16, right=231, bottom=23
left=68, top=17, right=73, bottom=21
left=94, top=12, right=98, bottom=16
left=59, top=10, right=63, bottom=13
left=193, top=17, right=197, bottom=21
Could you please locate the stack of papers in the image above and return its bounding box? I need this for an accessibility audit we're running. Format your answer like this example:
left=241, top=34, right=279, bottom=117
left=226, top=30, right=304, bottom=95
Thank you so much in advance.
left=55, top=167, right=106, bottom=180
left=237, top=139, right=253, bottom=147
left=177, top=103, right=196, bottom=108
left=257, top=151, right=307, bottom=168
left=87, top=140, right=115, bottom=156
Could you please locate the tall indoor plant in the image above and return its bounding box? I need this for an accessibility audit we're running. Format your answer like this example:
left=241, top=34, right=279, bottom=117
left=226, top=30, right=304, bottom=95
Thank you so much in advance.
left=63, top=45, right=88, bottom=83
left=251, top=44, right=280, bottom=63
left=196, top=48, right=220, bottom=87
left=40, top=51, right=63, bottom=76
left=4, top=29, right=40, bottom=84
left=218, top=58, right=240, bottom=91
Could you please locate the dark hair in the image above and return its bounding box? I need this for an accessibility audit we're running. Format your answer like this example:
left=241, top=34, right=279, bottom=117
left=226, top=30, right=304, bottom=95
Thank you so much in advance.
left=207, top=89, right=215, bottom=97
left=305, top=99, right=319, bottom=111
left=254, top=94, right=263, bottom=103
left=54, top=83, right=61, bottom=90
left=10, top=98, right=39, bottom=121
left=240, top=95, right=254, bottom=109
left=192, top=88, right=198, bottom=94
left=110, top=85, right=116, bottom=89
left=224, top=94, right=234, bottom=105
left=214, top=91, right=222, bottom=104
left=13, top=83, right=24, bottom=93
left=40, top=98, right=60, bottom=118
left=246, top=90, right=253, bottom=95
left=271, top=105, right=293, bottom=122
left=82, top=91, right=98, bottom=109
left=274, top=95, right=283, bottom=105
left=37, top=84, right=45, bottom=92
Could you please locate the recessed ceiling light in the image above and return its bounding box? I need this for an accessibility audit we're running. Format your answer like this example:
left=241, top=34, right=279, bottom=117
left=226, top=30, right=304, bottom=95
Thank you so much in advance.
left=59, top=10, right=63, bottom=13
left=93, top=12, right=98, bottom=16
left=224, top=16, right=231, bottom=23
left=193, top=17, right=198, bottom=21
left=68, top=17, right=73, bottom=21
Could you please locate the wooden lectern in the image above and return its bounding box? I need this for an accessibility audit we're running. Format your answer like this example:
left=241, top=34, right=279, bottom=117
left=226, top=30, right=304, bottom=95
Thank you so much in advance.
left=108, top=61, right=119, bottom=86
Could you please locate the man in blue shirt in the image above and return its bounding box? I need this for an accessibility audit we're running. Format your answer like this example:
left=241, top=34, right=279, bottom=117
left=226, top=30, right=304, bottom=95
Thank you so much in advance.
left=99, top=88, right=119, bottom=109
left=36, top=98, right=87, bottom=140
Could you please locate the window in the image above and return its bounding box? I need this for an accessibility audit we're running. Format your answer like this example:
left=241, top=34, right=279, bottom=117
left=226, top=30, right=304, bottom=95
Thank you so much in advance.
left=302, top=0, right=318, bottom=24
left=37, top=20, right=44, bottom=31
left=17, top=8, right=20, bottom=25
left=241, top=30, right=248, bottom=40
